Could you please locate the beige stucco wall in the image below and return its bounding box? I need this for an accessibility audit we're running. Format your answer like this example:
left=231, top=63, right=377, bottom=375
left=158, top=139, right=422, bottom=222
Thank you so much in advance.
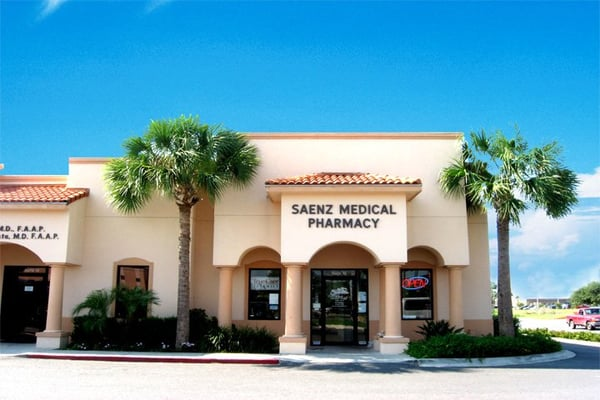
left=62, top=159, right=181, bottom=318
left=464, top=212, right=493, bottom=320
left=213, top=133, right=470, bottom=267
left=190, top=199, right=219, bottom=317
left=1, top=132, right=492, bottom=338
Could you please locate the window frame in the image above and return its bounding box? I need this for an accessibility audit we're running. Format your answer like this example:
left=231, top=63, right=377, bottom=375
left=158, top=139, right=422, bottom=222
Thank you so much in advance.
left=248, top=268, right=282, bottom=321
left=115, top=264, right=150, bottom=319
left=401, top=268, right=433, bottom=320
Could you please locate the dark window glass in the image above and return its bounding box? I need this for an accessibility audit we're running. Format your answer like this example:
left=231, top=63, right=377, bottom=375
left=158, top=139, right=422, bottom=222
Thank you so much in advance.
left=115, top=265, right=149, bottom=319
left=248, top=269, right=281, bottom=320
left=401, top=269, right=433, bottom=320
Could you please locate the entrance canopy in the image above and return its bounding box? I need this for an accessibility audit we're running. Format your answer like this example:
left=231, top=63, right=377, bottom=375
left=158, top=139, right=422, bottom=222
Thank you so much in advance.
left=265, top=172, right=422, bottom=264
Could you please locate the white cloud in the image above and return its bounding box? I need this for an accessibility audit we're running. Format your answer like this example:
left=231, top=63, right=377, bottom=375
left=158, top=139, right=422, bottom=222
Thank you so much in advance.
left=487, top=169, right=600, bottom=298
left=525, top=270, right=567, bottom=298
left=39, top=0, right=69, bottom=19
left=486, top=189, right=599, bottom=260
left=511, top=209, right=582, bottom=257
left=578, top=167, right=600, bottom=198
left=146, top=0, right=173, bottom=13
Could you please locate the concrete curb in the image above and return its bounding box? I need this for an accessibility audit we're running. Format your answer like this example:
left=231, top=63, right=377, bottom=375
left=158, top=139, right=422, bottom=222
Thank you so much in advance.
left=21, top=351, right=279, bottom=364
left=554, top=337, right=600, bottom=347
left=16, top=349, right=575, bottom=368
left=413, top=349, right=576, bottom=368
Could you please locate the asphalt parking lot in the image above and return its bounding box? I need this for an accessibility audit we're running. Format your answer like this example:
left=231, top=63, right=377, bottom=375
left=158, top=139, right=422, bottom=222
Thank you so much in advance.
left=0, top=339, right=598, bottom=400
left=1, top=318, right=597, bottom=400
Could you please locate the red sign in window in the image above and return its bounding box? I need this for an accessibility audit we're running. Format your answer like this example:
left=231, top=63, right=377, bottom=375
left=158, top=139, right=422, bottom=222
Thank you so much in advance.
left=402, top=276, right=429, bottom=290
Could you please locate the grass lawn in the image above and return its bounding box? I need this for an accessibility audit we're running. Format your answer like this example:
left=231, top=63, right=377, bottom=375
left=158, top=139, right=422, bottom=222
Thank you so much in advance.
left=512, top=308, right=575, bottom=320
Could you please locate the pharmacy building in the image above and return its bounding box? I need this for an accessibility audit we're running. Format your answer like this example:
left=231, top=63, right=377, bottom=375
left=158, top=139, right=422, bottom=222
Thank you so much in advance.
left=0, top=133, right=493, bottom=354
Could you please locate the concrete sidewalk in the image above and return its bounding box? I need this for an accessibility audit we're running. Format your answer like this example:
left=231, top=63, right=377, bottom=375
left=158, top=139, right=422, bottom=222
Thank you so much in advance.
left=0, top=341, right=576, bottom=367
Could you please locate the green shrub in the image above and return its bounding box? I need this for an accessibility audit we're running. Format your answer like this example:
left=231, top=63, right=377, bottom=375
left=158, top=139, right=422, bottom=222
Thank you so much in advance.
left=416, top=320, right=463, bottom=340
left=406, top=331, right=561, bottom=359
left=130, top=317, right=177, bottom=350
left=71, top=287, right=160, bottom=345
left=189, top=308, right=220, bottom=351
left=70, top=315, right=106, bottom=347
left=234, top=326, right=278, bottom=353
left=69, top=307, right=278, bottom=353
left=207, top=325, right=278, bottom=354
left=521, top=327, right=600, bottom=343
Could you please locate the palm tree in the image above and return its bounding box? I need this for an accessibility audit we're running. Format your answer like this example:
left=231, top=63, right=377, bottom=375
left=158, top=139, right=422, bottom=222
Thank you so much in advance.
left=439, top=128, right=578, bottom=336
left=104, top=115, right=260, bottom=348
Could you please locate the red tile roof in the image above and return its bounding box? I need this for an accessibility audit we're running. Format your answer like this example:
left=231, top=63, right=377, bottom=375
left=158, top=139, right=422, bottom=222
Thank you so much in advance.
left=0, top=185, right=90, bottom=205
left=265, top=172, right=421, bottom=186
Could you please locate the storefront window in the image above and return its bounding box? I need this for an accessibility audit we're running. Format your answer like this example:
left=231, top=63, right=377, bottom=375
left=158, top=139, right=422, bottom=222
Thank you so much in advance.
left=401, top=269, right=433, bottom=320
left=248, top=269, right=281, bottom=320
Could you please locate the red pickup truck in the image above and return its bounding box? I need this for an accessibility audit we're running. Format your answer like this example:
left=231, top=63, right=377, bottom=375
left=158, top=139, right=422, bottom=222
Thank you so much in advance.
left=566, top=307, right=600, bottom=330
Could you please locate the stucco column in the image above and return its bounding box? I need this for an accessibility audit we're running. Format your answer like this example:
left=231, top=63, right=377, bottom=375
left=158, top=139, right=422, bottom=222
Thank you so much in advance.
left=45, top=264, right=65, bottom=331
left=378, top=267, right=386, bottom=335
left=36, top=264, right=70, bottom=349
left=378, top=263, right=409, bottom=354
left=383, top=263, right=402, bottom=337
left=448, top=265, right=466, bottom=329
left=279, top=263, right=307, bottom=354
left=217, top=266, right=236, bottom=327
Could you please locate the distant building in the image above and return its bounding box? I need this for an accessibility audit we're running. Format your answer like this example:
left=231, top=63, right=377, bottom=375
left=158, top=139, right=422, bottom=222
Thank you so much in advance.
left=525, top=298, right=571, bottom=308
left=0, top=133, right=493, bottom=354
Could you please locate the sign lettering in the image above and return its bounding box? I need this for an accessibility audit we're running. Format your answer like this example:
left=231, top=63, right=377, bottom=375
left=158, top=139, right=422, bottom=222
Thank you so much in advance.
left=290, top=203, right=397, bottom=229
left=250, top=277, right=280, bottom=291
left=0, top=225, right=60, bottom=240
left=402, top=276, right=430, bottom=290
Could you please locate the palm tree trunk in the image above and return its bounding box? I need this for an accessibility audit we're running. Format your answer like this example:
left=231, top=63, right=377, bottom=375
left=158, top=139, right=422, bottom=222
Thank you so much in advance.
left=497, top=215, right=515, bottom=337
left=175, top=204, right=191, bottom=349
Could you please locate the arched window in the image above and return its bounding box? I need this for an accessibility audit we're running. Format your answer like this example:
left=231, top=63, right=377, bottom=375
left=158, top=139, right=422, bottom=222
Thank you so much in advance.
left=114, top=261, right=151, bottom=319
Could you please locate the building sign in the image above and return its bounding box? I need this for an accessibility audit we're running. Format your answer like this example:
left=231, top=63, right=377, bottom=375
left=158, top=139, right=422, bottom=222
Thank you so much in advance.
left=402, top=276, right=430, bottom=290
left=0, top=225, right=60, bottom=240
left=250, top=276, right=280, bottom=291
left=290, top=203, right=397, bottom=229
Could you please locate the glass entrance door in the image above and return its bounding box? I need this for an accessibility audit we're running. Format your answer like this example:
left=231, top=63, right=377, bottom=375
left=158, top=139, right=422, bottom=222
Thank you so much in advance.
left=0, top=266, right=49, bottom=342
left=324, top=277, right=354, bottom=344
left=311, top=269, right=368, bottom=346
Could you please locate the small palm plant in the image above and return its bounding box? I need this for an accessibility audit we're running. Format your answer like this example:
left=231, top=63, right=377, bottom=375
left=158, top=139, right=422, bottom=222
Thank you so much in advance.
left=72, top=289, right=115, bottom=338
left=416, top=320, right=464, bottom=340
left=114, top=286, right=160, bottom=324
left=73, top=287, right=160, bottom=338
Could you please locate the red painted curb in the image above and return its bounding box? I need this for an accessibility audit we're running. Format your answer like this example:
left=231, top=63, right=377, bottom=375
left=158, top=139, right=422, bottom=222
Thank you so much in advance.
left=24, top=353, right=279, bottom=364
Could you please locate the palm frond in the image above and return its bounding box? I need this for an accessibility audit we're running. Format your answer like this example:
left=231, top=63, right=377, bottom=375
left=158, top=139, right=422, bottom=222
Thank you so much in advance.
left=72, top=289, right=114, bottom=318
left=104, top=158, right=154, bottom=213
left=105, top=115, right=259, bottom=210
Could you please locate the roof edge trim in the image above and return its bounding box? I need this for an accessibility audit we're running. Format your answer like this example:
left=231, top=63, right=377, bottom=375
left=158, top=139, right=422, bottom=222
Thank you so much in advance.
left=244, top=132, right=463, bottom=140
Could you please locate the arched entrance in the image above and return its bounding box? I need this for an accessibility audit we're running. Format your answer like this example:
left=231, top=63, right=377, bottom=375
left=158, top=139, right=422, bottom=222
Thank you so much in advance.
left=309, top=243, right=377, bottom=346
left=0, top=243, right=49, bottom=342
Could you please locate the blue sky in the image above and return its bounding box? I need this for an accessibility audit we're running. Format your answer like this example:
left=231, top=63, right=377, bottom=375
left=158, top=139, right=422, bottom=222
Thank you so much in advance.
left=1, top=0, right=598, bottom=300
